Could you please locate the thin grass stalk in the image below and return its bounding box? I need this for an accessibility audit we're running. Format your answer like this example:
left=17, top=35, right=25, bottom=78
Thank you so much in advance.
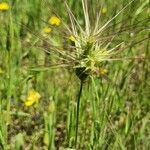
left=75, top=80, right=84, bottom=148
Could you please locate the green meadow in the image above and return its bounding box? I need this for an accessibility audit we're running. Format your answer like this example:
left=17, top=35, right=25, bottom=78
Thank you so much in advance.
left=0, top=0, right=149, bottom=149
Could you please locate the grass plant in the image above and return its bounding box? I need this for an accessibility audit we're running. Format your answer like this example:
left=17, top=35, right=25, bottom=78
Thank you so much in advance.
left=0, top=0, right=149, bottom=149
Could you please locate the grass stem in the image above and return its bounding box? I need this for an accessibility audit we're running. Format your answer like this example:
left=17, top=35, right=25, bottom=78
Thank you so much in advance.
left=75, top=80, right=83, bottom=149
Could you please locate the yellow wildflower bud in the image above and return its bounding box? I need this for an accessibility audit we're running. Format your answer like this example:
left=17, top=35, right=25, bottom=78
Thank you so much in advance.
left=43, top=132, right=49, bottom=146
left=69, top=35, right=76, bottom=42
left=24, top=89, right=41, bottom=107
left=49, top=16, right=61, bottom=26
left=42, top=27, right=52, bottom=33
left=102, top=7, right=107, bottom=14
left=0, top=2, right=10, bottom=11
left=48, top=101, right=55, bottom=113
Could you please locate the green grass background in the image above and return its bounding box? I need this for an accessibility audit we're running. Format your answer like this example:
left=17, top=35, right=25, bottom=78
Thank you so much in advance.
left=0, top=0, right=150, bottom=149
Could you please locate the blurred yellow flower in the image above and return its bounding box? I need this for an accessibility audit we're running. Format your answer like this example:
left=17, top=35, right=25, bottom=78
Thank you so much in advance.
left=49, top=16, right=61, bottom=26
left=102, top=7, right=107, bottom=14
left=24, top=89, right=41, bottom=107
left=69, top=35, right=76, bottom=42
left=99, top=68, right=108, bottom=75
left=42, top=27, right=52, bottom=33
left=0, top=2, right=9, bottom=11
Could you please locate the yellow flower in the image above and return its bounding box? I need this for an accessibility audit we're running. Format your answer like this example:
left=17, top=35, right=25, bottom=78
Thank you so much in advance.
left=24, top=89, right=41, bottom=107
left=42, top=27, right=52, bottom=33
left=69, top=35, right=76, bottom=42
left=99, top=68, right=108, bottom=75
left=0, top=2, right=10, bottom=11
left=49, top=16, right=61, bottom=26
left=102, top=7, right=107, bottom=14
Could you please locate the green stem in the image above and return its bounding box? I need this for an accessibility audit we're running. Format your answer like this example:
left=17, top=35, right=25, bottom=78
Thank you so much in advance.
left=75, top=80, right=83, bottom=149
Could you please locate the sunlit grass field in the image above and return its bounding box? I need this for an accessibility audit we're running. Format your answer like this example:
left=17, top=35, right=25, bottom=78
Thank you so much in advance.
left=0, top=0, right=150, bottom=149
